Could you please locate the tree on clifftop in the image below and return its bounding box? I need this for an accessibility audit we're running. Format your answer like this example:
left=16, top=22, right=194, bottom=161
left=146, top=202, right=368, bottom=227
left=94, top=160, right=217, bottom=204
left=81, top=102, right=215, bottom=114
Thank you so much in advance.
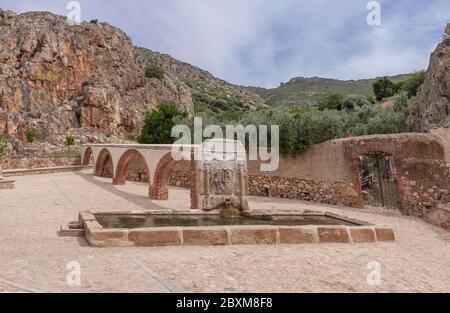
left=138, top=103, right=187, bottom=144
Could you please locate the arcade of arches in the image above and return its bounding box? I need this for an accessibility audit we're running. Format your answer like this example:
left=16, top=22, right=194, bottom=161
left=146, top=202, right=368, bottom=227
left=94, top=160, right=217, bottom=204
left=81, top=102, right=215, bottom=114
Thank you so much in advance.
left=81, top=145, right=199, bottom=208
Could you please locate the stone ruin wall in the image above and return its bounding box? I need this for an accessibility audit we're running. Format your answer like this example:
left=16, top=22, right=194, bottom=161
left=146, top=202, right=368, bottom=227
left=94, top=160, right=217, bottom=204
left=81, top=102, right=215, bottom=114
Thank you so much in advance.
left=342, top=134, right=450, bottom=228
left=0, top=156, right=81, bottom=169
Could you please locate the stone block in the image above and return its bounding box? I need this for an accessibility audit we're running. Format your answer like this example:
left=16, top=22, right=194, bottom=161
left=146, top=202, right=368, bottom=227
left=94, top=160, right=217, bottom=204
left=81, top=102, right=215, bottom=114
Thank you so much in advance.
left=129, top=229, right=181, bottom=246
left=278, top=227, right=318, bottom=244
left=375, top=228, right=396, bottom=241
left=350, top=227, right=376, bottom=243
left=318, top=226, right=350, bottom=243
left=87, top=229, right=125, bottom=241
left=230, top=227, right=277, bottom=245
left=183, top=227, right=229, bottom=245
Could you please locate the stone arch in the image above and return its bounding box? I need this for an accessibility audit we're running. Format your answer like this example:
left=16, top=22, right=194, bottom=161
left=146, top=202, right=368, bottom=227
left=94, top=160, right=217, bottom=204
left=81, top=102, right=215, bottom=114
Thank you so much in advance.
left=149, top=152, right=193, bottom=201
left=94, top=148, right=114, bottom=178
left=82, top=147, right=93, bottom=166
left=113, top=149, right=150, bottom=185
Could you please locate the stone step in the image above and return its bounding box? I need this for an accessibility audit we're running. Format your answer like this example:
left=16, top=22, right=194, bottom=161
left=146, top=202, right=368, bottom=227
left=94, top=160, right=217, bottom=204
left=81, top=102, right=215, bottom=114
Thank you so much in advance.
left=0, top=178, right=15, bottom=189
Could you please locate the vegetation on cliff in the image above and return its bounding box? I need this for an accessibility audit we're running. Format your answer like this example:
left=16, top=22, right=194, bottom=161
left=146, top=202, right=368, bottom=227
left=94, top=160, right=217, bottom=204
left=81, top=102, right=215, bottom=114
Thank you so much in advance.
left=0, top=135, right=8, bottom=157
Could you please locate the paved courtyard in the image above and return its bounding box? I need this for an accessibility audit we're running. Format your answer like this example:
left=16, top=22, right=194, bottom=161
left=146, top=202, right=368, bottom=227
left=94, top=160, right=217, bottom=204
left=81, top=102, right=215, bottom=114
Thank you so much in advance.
left=1, top=170, right=450, bottom=293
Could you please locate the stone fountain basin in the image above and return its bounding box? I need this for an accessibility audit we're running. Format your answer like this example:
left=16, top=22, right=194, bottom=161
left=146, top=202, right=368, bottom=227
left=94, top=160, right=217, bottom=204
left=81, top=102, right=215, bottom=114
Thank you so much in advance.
left=79, top=210, right=395, bottom=247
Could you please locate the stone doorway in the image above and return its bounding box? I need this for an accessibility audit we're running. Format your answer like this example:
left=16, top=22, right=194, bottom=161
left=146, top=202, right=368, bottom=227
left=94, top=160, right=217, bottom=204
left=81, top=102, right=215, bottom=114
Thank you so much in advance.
left=357, top=153, right=401, bottom=210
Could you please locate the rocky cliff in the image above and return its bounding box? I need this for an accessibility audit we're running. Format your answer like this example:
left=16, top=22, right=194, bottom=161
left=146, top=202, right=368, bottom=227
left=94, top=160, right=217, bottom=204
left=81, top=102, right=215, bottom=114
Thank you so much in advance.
left=0, top=9, right=264, bottom=148
left=409, top=24, right=450, bottom=132
left=0, top=9, right=197, bottom=144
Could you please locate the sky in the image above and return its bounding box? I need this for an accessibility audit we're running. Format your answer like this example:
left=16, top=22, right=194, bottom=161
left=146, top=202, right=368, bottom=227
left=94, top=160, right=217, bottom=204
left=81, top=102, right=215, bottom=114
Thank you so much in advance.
left=1, top=0, right=449, bottom=88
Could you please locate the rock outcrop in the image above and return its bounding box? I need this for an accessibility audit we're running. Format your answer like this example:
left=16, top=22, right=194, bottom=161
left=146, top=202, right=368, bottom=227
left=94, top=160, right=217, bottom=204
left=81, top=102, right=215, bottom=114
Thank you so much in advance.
left=0, top=9, right=195, bottom=144
left=409, top=24, right=450, bottom=132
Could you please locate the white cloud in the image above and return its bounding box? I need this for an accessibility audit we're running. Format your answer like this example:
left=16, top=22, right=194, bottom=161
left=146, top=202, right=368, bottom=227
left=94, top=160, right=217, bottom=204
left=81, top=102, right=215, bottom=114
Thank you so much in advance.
left=1, top=0, right=449, bottom=87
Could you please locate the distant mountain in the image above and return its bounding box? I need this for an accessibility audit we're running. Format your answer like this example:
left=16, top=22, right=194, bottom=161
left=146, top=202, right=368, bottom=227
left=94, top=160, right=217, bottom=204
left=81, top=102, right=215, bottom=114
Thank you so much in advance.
left=248, top=74, right=411, bottom=107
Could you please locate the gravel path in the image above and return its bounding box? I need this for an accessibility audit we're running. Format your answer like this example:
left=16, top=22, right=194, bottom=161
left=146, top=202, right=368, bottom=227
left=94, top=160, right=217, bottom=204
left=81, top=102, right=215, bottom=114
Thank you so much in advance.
left=0, top=170, right=449, bottom=292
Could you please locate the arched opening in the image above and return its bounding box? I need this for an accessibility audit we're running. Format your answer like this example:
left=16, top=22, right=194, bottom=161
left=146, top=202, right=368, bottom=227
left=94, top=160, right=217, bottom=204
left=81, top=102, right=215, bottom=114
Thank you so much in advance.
left=357, top=152, right=401, bottom=210
left=94, top=148, right=114, bottom=178
left=113, top=149, right=149, bottom=185
left=82, top=147, right=94, bottom=166
left=149, top=152, right=192, bottom=201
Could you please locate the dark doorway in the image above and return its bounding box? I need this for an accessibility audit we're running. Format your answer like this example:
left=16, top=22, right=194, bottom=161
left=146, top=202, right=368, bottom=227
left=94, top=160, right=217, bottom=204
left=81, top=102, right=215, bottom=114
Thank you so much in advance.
left=357, top=153, right=400, bottom=210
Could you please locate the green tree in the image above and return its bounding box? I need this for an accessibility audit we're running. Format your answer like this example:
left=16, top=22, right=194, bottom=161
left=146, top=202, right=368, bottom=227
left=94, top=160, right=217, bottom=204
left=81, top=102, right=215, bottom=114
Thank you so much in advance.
left=373, top=77, right=397, bottom=101
left=138, top=103, right=187, bottom=144
left=319, top=93, right=344, bottom=111
left=145, top=64, right=165, bottom=80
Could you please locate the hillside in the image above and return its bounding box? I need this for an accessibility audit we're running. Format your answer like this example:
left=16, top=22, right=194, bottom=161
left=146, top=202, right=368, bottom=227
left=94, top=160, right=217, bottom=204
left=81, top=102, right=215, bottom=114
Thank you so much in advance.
left=250, top=74, right=411, bottom=107
left=134, top=48, right=266, bottom=113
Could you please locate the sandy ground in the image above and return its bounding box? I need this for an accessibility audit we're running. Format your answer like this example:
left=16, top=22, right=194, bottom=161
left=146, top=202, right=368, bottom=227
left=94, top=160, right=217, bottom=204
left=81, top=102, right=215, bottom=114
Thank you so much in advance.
left=0, top=170, right=450, bottom=293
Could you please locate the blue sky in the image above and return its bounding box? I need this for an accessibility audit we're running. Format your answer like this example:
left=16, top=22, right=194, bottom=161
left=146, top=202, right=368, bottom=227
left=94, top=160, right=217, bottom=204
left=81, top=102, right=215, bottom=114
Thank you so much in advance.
left=1, top=0, right=449, bottom=87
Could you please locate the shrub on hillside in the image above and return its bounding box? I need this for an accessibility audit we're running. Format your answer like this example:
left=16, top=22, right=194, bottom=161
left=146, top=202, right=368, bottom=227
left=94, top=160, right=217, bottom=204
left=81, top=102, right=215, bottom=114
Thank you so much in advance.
left=145, top=64, right=165, bottom=80
left=318, top=93, right=344, bottom=111
left=342, top=94, right=371, bottom=111
left=287, top=110, right=344, bottom=155
left=345, top=104, right=407, bottom=136
left=65, top=135, right=76, bottom=146
left=26, top=129, right=38, bottom=143
left=0, top=134, right=8, bottom=157
left=209, top=98, right=229, bottom=111
left=392, top=91, right=409, bottom=113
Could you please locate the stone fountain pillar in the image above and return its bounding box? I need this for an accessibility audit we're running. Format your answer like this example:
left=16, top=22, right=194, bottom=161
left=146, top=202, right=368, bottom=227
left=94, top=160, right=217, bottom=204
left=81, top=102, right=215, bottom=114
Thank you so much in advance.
left=194, top=139, right=249, bottom=213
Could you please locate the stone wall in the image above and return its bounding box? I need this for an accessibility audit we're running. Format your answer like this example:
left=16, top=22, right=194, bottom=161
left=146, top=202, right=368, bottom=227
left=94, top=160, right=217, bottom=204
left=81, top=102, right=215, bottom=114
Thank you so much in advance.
left=247, top=176, right=359, bottom=207
left=125, top=156, right=149, bottom=182
left=0, top=156, right=81, bottom=169
left=169, top=168, right=193, bottom=188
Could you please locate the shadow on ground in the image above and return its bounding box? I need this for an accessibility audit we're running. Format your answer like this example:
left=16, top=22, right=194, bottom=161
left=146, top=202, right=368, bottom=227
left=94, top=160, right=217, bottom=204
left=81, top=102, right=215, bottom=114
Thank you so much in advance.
left=73, top=170, right=168, bottom=211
